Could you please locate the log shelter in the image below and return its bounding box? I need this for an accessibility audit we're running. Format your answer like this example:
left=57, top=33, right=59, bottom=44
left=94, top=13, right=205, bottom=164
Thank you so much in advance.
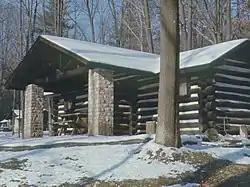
left=5, top=35, right=250, bottom=138
left=5, top=35, right=155, bottom=138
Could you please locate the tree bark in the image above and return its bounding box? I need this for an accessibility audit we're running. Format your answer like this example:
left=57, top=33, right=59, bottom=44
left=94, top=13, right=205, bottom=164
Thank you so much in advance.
left=155, top=0, right=181, bottom=147
left=42, top=0, right=46, bottom=34
left=31, top=0, right=38, bottom=44
left=108, top=0, right=120, bottom=46
left=187, top=0, right=193, bottom=50
left=179, top=0, right=187, bottom=50
left=20, top=0, right=24, bottom=139
left=143, top=0, right=154, bottom=53
left=119, top=0, right=125, bottom=47
left=85, top=0, right=96, bottom=42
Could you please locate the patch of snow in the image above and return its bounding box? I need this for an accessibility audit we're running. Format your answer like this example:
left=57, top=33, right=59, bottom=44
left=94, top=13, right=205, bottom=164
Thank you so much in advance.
left=202, top=147, right=250, bottom=165
left=0, top=139, right=196, bottom=186
left=0, top=132, right=152, bottom=147
left=3, top=132, right=250, bottom=186
left=165, top=183, right=200, bottom=187
left=181, top=135, right=202, bottom=144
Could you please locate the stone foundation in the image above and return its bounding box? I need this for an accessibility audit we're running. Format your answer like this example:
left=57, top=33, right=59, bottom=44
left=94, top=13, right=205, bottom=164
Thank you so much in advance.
left=24, top=84, right=44, bottom=138
left=88, top=69, right=114, bottom=136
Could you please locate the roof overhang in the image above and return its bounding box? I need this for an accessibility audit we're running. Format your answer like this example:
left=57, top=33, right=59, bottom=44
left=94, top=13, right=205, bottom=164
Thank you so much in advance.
left=5, top=36, right=155, bottom=92
left=5, top=35, right=250, bottom=92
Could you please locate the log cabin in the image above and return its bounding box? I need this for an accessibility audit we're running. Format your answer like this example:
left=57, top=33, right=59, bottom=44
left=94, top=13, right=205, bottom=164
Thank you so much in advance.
left=137, top=39, right=250, bottom=135
left=5, top=35, right=250, bottom=137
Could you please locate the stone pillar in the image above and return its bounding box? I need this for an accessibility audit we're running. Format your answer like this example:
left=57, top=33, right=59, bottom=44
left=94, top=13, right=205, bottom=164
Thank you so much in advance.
left=88, top=69, right=114, bottom=136
left=24, top=84, right=44, bottom=139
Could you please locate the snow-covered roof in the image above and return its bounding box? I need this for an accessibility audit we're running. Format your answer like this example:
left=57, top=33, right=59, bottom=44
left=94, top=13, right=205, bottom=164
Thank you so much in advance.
left=41, top=35, right=249, bottom=74
left=179, top=39, right=248, bottom=70
left=41, top=35, right=159, bottom=73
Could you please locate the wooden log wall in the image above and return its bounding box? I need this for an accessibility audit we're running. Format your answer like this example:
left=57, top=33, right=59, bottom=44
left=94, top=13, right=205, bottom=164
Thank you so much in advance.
left=209, top=59, right=250, bottom=134
left=50, top=73, right=138, bottom=136
left=114, top=75, right=138, bottom=135
left=52, top=85, right=88, bottom=133
left=136, top=74, right=212, bottom=135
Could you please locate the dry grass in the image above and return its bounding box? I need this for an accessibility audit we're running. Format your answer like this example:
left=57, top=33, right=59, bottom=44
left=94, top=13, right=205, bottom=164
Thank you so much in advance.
left=0, top=158, right=28, bottom=170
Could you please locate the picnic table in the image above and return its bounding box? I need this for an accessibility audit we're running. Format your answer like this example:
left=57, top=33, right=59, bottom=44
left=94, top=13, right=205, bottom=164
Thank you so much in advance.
left=54, top=112, right=87, bottom=135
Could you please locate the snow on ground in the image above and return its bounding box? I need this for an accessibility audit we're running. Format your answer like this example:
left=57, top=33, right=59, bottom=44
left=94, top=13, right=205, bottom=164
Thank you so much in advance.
left=165, top=183, right=200, bottom=187
left=198, top=146, right=250, bottom=165
left=0, top=132, right=202, bottom=148
left=0, top=131, right=151, bottom=147
left=1, top=132, right=250, bottom=186
left=0, top=138, right=196, bottom=186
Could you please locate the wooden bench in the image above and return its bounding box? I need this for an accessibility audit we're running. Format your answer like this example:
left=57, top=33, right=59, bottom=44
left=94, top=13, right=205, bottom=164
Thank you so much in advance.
left=54, top=112, right=88, bottom=135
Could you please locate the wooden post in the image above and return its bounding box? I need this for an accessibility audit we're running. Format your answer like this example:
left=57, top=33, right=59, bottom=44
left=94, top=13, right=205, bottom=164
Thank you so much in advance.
left=12, top=90, right=16, bottom=136
left=240, top=125, right=248, bottom=139
left=146, top=121, right=156, bottom=134
left=48, top=97, right=53, bottom=136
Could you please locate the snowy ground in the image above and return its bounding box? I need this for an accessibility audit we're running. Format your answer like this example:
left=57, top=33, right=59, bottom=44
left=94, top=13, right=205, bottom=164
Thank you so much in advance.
left=1, top=132, right=250, bottom=186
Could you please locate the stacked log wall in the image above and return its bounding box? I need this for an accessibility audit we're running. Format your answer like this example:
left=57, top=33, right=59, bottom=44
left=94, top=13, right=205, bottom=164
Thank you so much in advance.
left=210, top=59, right=250, bottom=133
left=50, top=75, right=138, bottom=135
left=136, top=75, right=210, bottom=134
left=113, top=75, right=138, bottom=135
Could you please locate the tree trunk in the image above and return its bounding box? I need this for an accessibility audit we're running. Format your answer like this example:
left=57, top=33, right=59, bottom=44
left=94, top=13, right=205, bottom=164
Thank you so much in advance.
left=109, top=0, right=120, bottom=46
left=226, top=0, right=232, bottom=41
left=20, top=0, right=24, bottom=139
left=42, top=0, right=46, bottom=34
left=119, top=0, right=125, bottom=47
left=31, top=0, right=39, bottom=44
left=156, top=0, right=181, bottom=147
left=187, top=0, right=193, bottom=50
left=215, top=0, right=220, bottom=43
left=179, top=0, right=187, bottom=51
left=143, top=0, right=154, bottom=53
left=85, top=0, right=96, bottom=42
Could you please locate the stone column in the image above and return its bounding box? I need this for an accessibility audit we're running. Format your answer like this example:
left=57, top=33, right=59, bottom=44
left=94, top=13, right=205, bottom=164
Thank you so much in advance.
left=24, top=84, right=44, bottom=139
left=88, top=69, right=114, bottom=136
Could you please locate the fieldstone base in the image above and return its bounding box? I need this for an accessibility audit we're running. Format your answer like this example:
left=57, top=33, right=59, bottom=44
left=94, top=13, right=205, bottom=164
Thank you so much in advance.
left=24, top=84, right=44, bottom=139
left=88, top=69, right=114, bottom=136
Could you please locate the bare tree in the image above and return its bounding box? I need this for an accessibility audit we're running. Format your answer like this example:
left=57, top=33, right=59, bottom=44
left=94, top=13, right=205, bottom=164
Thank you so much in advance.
left=179, top=0, right=187, bottom=50
left=226, top=0, right=232, bottom=40
left=82, top=0, right=99, bottom=42
left=155, top=0, right=181, bottom=147
left=19, top=0, right=25, bottom=139
left=143, top=0, right=154, bottom=53
left=187, top=0, right=193, bottom=49
left=42, top=0, right=46, bottom=34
